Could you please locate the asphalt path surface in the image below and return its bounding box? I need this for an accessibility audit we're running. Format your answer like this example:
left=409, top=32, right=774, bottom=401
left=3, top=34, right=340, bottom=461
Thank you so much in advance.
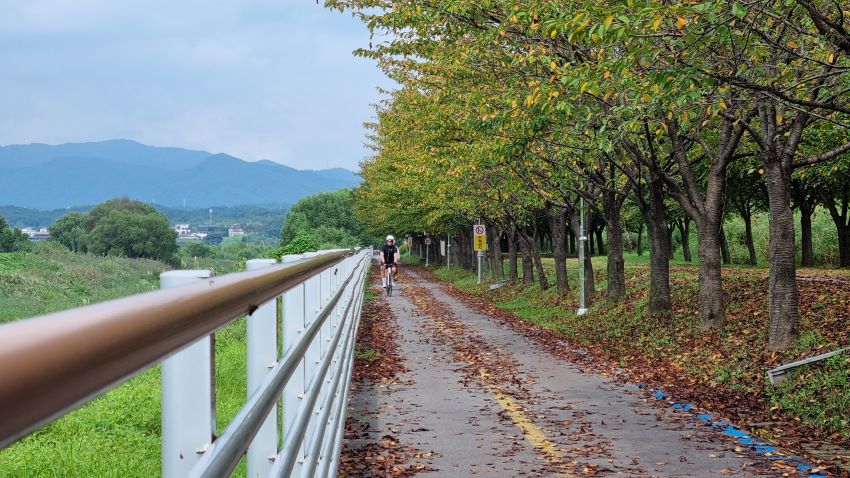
left=343, top=266, right=795, bottom=477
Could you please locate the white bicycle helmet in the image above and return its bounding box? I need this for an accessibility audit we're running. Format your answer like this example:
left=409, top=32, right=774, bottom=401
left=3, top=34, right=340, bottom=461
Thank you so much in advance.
left=386, top=235, right=395, bottom=241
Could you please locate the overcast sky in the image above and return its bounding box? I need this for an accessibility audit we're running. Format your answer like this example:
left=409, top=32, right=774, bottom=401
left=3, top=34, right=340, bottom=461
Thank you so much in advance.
left=0, top=1, right=391, bottom=171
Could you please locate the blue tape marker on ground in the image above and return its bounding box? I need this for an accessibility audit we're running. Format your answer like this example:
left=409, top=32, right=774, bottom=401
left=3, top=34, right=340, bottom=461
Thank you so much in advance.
left=639, top=385, right=827, bottom=477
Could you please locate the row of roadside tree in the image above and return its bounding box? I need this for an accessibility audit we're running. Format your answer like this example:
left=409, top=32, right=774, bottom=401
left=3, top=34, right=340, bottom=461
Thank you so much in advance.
left=327, top=0, right=850, bottom=350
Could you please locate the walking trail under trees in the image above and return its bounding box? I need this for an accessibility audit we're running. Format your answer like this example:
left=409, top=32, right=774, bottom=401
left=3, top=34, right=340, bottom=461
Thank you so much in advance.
left=337, top=263, right=830, bottom=477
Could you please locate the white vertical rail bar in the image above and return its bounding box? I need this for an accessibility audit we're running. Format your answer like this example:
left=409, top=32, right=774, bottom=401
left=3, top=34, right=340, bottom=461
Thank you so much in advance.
left=318, top=255, right=335, bottom=433
left=299, top=251, right=322, bottom=474
left=281, top=254, right=304, bottom=457
left=246, top=259, right=279, bottom=478
left=161, top=270, right=214, bottom=478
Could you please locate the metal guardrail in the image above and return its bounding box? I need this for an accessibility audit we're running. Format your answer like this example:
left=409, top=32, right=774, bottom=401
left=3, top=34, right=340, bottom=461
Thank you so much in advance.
left=767, top=346, right=849, bottom=386
left=0, top=247, right=372, bottom=477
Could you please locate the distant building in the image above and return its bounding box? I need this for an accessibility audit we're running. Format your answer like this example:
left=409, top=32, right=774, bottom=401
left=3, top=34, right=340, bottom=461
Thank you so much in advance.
left=174, top=224, right=191, bottom=237
left=228, top=224, right=245, bottom=237
left=21, top=227, right=50, bottom=242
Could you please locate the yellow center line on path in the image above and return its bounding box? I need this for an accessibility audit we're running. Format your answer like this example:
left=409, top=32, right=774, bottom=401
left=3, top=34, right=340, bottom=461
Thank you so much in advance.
left=407, top=283, right=576, bottom=476
left=477, top=368, right=577, bottom=478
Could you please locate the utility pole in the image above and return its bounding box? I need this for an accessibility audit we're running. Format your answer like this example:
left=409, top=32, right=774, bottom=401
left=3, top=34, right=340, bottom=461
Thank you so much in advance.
left=447, top=235, right=451, bottom=269
left=577, top=196, right=588, bottom=316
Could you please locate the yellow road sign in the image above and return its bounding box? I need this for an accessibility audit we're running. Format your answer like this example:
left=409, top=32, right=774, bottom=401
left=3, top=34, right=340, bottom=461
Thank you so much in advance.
left=474, top=235, right=487, bottom=251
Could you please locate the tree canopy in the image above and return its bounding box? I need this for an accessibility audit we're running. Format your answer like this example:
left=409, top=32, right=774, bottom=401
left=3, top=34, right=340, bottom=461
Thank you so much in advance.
left=0, top=216, right=29, bottom=253
left=328, top=0, right=850, bottom=350
left=51, top=198, right=178, bottom=264
left=279, top=189, right=376, bottom=251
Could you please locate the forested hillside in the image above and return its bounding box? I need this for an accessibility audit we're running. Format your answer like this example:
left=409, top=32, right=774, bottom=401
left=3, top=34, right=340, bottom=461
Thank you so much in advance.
left=0, top=140, right=359, bottom=208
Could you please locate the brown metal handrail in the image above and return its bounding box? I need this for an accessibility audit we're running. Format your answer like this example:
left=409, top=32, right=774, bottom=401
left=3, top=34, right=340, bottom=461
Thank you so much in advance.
left=0, top=250, right=351, bottom=448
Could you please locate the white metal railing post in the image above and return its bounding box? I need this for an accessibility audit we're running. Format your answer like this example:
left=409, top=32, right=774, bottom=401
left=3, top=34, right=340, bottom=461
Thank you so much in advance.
left=281, top=253, right=305, bottom=463
left=300, top=251, right=322, bottom=473
left=245, top=259, right=279, bottom=478
left=161, top=270, right=214, bottom=478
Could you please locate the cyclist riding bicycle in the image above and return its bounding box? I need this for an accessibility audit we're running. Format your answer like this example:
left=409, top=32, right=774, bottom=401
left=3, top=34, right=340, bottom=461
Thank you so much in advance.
left=380, top=235, right=400, bottom=288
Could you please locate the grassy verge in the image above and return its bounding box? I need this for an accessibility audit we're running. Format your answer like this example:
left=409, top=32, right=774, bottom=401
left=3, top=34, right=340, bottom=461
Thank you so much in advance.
left=0, top=242, right=165, bottom=324
left=0, top=243, right=252, bottom=477
left=431, top=258, right=850, bottom=449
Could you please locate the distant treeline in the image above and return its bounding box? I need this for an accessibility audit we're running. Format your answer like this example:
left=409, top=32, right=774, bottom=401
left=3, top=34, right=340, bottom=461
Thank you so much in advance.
left=0, top=204, right=287, bottom=238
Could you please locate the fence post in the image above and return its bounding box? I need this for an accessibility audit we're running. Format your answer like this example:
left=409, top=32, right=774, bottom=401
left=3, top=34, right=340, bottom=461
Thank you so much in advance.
left=246, top=259, right=279, bottom=478
left=300, top=251, right=323, bottom=473
left=160, top=270, right=213, bottom=478
left=281, top=253, right=305, bottom=470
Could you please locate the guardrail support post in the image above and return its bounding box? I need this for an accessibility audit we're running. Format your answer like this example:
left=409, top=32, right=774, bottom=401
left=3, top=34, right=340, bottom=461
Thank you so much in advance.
left=281, top=253, right=306, bottom=473
left=300, top=251, right=322, bottom=473
left=160, top=270, right=213, bottom=478
left=246, top=259, right=279, bottom=478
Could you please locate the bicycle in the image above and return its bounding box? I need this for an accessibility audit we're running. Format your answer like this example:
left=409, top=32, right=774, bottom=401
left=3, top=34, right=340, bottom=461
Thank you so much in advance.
left=383, top=262, right=396, bottom=296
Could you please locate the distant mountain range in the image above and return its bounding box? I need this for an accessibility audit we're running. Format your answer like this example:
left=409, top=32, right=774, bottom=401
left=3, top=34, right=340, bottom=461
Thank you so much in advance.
left=0, top=139, right=360, bottom=209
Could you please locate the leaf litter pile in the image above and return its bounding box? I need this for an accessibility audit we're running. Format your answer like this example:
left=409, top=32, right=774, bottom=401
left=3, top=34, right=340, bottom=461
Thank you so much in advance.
left=337, top=269, right=435, bottom=477
left=425, top=264, right=849, bottom=477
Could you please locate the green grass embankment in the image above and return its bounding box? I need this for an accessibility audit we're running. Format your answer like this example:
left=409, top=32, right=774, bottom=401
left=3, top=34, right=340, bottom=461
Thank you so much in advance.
left=0, top=242, right=251, bottom=477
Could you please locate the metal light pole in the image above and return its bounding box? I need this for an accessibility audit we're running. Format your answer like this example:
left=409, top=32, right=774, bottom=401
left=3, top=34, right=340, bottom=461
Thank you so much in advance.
left=577, top=196, right=588, bottom=316
left=447, top=235, right=451, bottom=269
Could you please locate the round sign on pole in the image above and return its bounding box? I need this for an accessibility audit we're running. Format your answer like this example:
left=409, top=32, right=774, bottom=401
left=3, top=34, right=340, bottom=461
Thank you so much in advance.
left=424, top=237, right=432, bottom=245
left=474, top=224, right=486, bottom=235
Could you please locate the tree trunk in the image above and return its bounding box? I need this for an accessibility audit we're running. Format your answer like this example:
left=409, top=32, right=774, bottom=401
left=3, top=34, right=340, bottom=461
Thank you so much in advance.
left=603, top=190, right=626, bottom=301
left=489, top=223, right=504, bottom=280
left=636, top=222, right=644, bottom=256
left=695, top=220, right=726, bottom=328
left=667, top=226, right=675, bottom=261
left=764, top=160, right=799, bottom=350
left=678, top=219, right=693, bottom=262
left=739, top=213, right=755, bottom=266
left=518, top=229, right=534, bottom=284
left=595, top=224, right=606, bottom=256
left=546, top=203, right=569, bottom=294
left=719, top=225, right=731, bottom=265
left=643, top=182, right=672, bottom=314
left=458, top=230, right=473, bottom=269
left=568, top=229, right=576, bottom=255
left=507, top=222, right=519, bottom=281
left=799, top=204, right=814, bottom=267
left=822, top=185, right=850, bottom=268
left=588, top=227, right=596, bottom=256
left=518, top=227, right=549, bottom=290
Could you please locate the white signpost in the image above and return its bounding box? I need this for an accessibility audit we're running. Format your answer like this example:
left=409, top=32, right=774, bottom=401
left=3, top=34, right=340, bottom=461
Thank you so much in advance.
left=424, top=237, right=431, bottom=266
left=473, top=224, right=486, bottom=284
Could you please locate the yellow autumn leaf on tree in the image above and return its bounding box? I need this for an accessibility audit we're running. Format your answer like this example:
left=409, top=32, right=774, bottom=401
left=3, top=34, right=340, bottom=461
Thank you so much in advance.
left=676, top=16, right=687, bottom=29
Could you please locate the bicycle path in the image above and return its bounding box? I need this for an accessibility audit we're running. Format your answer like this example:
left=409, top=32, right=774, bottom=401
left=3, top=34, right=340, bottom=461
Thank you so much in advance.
left=343, top=266, right=797, bottom=477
